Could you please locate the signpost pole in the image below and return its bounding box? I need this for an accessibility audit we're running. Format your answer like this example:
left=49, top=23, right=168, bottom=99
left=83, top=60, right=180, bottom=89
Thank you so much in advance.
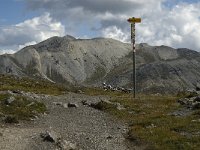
left=127, top=17, right=141, bottom=99
left=131, top=23, right=136, bottom=98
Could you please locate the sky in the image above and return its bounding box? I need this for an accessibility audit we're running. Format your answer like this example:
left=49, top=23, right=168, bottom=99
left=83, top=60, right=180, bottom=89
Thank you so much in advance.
left=0, top=0, right=200, bottom=54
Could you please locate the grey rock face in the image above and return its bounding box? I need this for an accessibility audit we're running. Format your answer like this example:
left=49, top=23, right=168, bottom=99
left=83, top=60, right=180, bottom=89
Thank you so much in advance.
left=1, top=36, right=200, bottom=93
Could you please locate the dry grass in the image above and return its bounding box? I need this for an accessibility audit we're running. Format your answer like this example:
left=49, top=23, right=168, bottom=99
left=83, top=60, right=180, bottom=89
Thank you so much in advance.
left=84, top=88, right=200, bottom=149
left=0, top=74, right=68, bottom=95
left=0, top=94, right=46, bottom=122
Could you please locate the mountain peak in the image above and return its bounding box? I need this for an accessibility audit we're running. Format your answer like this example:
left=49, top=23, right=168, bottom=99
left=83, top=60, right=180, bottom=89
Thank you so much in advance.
left=63, top=35, right=76, bottom=40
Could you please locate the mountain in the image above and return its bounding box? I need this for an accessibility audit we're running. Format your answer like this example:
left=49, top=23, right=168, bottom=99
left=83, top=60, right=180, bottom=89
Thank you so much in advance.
left=1, top=35, right=200, bottom=93
left=106, top=44, right=200, bottom=93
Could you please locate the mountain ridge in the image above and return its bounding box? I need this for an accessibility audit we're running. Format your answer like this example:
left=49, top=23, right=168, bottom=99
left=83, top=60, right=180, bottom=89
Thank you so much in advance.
left=1, top=35, right=200, bottom=93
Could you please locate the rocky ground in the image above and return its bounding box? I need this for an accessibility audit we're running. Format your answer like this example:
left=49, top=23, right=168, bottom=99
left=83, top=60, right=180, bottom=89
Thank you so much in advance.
left=0, top=91, right=137, bottom=150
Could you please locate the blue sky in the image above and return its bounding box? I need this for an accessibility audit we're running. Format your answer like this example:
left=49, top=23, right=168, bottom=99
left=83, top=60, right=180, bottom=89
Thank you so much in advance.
left=0, top=0, right=40, bottom=25
left=0, top=0, right=200, bottom=54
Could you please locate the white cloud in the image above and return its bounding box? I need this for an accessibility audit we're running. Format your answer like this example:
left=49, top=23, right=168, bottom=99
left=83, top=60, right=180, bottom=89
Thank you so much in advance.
left=18, top=41, right=37, bottom=50
left=0, top=49, right=16, bottom=55
left=136, top=2, right=200, bottom=50
left=102, top=26, right=129, bottom=42
left=15, top=12, right=65, bottom=42
left=1, top=0, right=200, bottom=53
left=0, top=13, right=65, bottom=54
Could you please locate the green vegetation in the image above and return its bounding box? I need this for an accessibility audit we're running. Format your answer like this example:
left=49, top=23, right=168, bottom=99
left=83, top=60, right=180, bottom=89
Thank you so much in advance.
left=0, top=74, right=69, bottom=123
left=0, top=94, right=46, bottom=123
left=0, top=74, right=68, bottom=95
left=84, top=88, right=200, bottom=149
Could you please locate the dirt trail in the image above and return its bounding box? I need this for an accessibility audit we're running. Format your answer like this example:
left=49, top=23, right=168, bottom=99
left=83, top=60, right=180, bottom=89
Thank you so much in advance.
left=0, top=93, right=135, bottom=150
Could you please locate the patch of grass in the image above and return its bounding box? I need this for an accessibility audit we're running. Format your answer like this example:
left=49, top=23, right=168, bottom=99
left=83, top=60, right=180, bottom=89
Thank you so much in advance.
left=4, top=115, right=19, bottom=124
left=0, top=94, right=46, bottom=122
left=0, top=74, right=68, bottom=95
left=85, top=88, right=200, bottom=149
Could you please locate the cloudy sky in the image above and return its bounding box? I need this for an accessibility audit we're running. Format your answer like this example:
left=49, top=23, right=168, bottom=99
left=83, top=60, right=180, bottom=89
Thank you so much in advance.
left=0, top=0, right=200, bottom=54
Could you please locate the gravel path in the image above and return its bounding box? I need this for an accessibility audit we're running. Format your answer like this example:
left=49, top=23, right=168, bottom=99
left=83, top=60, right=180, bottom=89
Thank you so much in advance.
left=0, top=93, right=134, bottom=150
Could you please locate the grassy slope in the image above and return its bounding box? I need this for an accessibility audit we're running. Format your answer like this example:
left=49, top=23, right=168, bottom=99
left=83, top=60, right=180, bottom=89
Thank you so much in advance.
left=0, top=94, right=46, bottom=122
left=0, top=74, right=69, bottom=122
left=0, top=74, right=68, bottom=95
left=84, top=88, right=200, bottom=150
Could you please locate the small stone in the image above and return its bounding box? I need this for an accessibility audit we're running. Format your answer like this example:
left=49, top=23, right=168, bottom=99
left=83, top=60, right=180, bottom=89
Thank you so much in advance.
left=53, top=102, right=63, bottom=106
left=0, top=112, right=4, bottom=116
left=63, top=103, right=68, bottom=108
left=67, top=103, right=79, bottom=108
left=40, top=130, right=59, bottom=143
left=106, top=135, right=113, bottom=140
left=77, top=90, right=84, bottom=94
left=27, top=102, right=35, bottom=107
left=192, top=102, right=200, bottom=110
left=4, top=96, right=15, bottom=105
left=177, top=98, right=188, bottom=105
left=116, top=103, right=125, bottom=110
left=196, top=83, right=200, bottom=91
left=59, top=140, right=77, bottom=150
left=12, top=90, right=22, bottom=94
left=81, top=100, right=93, bottom=106
left=194, top=96, right=200, bottom=102
left=7, top=90, right=14, bottom=95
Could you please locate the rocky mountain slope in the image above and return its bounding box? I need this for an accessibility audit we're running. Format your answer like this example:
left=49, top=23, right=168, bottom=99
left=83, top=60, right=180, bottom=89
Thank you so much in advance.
left=1, top=35, right=200, bottom=93
left=0, top=35, right=131, bottom=85
left=106, top=44, right=200, bottom=93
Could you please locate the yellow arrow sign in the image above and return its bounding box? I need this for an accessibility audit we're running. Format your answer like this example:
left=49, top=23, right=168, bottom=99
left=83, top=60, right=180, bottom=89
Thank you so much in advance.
left=127, top=17, right=141, bottom=23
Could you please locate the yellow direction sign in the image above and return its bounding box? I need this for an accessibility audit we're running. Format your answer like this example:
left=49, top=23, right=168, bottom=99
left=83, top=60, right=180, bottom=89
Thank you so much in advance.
left=127, top=17, right=141, bottom=23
